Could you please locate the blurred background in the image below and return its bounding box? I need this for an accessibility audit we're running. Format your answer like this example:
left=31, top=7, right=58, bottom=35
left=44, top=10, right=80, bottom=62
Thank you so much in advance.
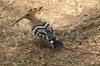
left=0, top=0, right=100, bottom=66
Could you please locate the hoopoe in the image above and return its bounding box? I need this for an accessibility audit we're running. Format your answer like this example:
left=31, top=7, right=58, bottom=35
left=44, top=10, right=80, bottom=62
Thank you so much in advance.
left=13, top=6, right=63, bottom=48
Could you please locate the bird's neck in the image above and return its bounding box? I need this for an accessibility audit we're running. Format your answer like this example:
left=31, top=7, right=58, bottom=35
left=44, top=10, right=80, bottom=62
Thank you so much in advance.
left=28, top=15, right=44, bottom=28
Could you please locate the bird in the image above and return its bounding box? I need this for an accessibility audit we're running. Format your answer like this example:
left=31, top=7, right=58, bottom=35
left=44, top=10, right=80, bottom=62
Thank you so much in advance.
left=13, top=6, right=63, bottom=48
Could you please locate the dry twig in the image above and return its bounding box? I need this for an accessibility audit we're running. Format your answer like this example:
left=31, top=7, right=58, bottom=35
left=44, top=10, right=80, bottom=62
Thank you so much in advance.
left=0, top=0, right=15, bottom=12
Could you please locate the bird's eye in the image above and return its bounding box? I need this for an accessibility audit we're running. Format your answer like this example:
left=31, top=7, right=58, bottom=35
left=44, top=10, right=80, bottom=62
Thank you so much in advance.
left=27, top=14, right=29, bottom=16
left=30, top=9, right=32, bottom=11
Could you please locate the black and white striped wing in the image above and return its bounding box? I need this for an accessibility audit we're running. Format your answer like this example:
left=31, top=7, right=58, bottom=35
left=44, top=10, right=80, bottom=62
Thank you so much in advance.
left=32, top=22, right=55, bottom=40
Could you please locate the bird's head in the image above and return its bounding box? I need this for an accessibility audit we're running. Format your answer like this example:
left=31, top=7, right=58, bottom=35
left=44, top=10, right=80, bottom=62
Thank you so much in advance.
left=13, top=6, right=43, bottom=25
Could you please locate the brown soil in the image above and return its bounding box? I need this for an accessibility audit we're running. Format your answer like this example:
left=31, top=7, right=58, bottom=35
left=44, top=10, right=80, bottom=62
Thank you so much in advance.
left=0, top=0, right=100, bottom=66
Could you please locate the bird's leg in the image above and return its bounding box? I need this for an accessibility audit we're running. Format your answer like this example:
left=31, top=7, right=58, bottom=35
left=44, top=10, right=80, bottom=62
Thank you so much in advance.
left=38, top=38, right=51, bottom=48
left=36, top=38, right=44, bottom=48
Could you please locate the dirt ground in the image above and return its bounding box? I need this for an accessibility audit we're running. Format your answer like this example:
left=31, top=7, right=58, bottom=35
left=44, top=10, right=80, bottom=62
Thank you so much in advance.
left=0, top=0, right=100, bottom=66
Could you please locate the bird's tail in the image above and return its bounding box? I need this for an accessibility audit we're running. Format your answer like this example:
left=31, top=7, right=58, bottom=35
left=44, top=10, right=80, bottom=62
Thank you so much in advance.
left=49, top=37, right=63, bottom=48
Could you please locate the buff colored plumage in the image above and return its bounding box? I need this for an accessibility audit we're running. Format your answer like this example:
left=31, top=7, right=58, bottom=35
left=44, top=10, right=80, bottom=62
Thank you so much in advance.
left=13, top=6, right=63, bottom=48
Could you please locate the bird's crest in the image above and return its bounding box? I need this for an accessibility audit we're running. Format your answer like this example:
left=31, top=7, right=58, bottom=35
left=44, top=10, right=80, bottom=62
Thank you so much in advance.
left=11, top=6, right=43, bottom=26
left=28, top=6, right=43, bottom=13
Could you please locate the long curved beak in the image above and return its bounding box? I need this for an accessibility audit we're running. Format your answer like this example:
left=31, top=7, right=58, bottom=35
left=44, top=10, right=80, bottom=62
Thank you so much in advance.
left=38, top=6, right=43, bottom=11
left=13, top=17, right=24, bottom=25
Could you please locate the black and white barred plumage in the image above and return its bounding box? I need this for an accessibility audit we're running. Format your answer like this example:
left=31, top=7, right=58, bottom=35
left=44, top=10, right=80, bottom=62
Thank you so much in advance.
left=13, top=6, right=63, bottom=48
left=32, top=22, right=63, bottom=48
